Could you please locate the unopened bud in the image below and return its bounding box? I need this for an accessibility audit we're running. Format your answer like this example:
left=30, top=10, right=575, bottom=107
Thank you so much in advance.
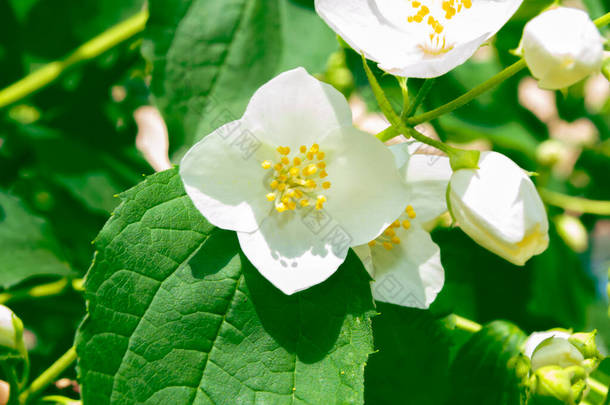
left=554, top=214, right=588, bottom=253
left=531, top=337, right=584, bottom=371
left=569, top=330, right=600, bottom=359
left=0, top=305, right=23, bottom=351
left=530, top=365, right=574, bottom=402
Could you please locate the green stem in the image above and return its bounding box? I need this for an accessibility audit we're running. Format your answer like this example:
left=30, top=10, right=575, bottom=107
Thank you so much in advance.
left=0, top=278, right=74, bottom=305
left=403, top=79, right=435, bottom=119
left=18, top=347, right=77, bottom=405
left=407, top=59, right=527, bottom=126
left=594, top=11, right=610, bottom=28
left=587, top=377, right=609, bottom=397
left=539, top=189, right=610, bottom=216
left=0, top=10, right=148, bottom=109
left=451, top=314, right=483, bottom=333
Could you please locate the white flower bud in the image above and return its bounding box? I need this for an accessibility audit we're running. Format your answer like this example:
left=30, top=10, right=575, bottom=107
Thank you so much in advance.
left=448, top=152, right=549, bottom=265
left=522, top=7, right=604, bottom=90
left=531, top=337, right=584, bottom=371
left=0, top=305, right=23, bottom=350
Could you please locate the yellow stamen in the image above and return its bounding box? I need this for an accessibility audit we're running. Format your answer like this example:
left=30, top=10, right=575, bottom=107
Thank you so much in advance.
left=277, top=183, right=286, bottom=191
left=274, top=163, right=283, bottom=171
left=300, top=145, right=307, bottom=153
left=391, top=236, right=401, bottom=244
left=303, top=164, right=318, bottom=176
left=300, top=199, right=310, bottom=207
left=305, top=179, right=317, bottom=189
left=392, top=220, right=401, bottom=228
left=306, top=152, right=314, bottom=160
left=383, top=242, right=394, bottom=250
left=281, top=157, right=290, bottom=165
left=276, top=203, right=287, bottom=213
left=289, top=167, right=300, bottom=176
left=293, top=157, right=302, bottom=166
left=402, top=220, right=411, bottom=230
left=322, top=182, right=331, bottom=189
left=317, top=162, right=326, bottom=169
left=317, top=152, right=325, bottom=160
left=368, top=240, right=377, bottom=247
left=261, top=160, right=272, bottom=169
left=319, top=170, right=328, bottom=178
left=384, top=228, right=396, bottom=237
left=266, top=193, right=276, bottom=201
left=270, top=180, right=279, bottom=190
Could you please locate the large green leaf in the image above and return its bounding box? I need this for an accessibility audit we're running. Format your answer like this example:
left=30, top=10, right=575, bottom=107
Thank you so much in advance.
left=364, top=303, right=455, bottom=405
left=76, top=168, right=375, bottom=404
left=143, top=0, right=337, bottom=153
left=0, top=192, right=73, bottom=289
left=449, top=320, right=527, bottom=404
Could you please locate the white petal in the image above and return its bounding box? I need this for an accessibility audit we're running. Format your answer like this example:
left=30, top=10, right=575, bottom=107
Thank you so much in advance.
left=180, top=120, right=274, bottom=233
left=237, top=212, right=351, bottom=295
left=523, top=330, right=572, bottom=359
left=367, top=225, right=444, bottom=309
left=315, top=0, right=523, bottom=78
left=449, top=151, right=549, bottom=265
left=323, top=127, right=410, bottom=246
left=242, top=67, right=353, bottom=149
left=391, top=143, right=452, bottom=222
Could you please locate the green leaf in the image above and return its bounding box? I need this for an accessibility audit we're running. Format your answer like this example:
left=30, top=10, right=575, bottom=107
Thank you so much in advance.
left=0, top=192, right=73, bottom=289
left=449, top=320, right=527, bottom=404
left=144, top=0, right=337, bottom=154
left=76, top=168, right=375, bottom=404
left=365, top=303, right=454, bottom=405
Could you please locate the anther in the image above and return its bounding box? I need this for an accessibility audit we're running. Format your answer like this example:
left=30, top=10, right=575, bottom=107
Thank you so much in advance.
left=281, top=157, right=290, bottom=165
left=261, top=160, right=272, bottom=169
left=368, top=240, right=377, bottom=247
left=322, top=182, right=331, bottom=189
left=402, top=220, right=411, bottom=229
left=266, top=193, right=276, bottom=201
left=274, top=163, right=283, bottom=171
left=303, top=164, right=318, bottom=176
left=383, top=242, right=394, bottom=250
left=391, top=236, right=401, bottom=244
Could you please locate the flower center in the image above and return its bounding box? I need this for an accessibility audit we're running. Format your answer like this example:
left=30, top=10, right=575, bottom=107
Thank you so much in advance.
left=368, top=205, right=417, bottom=250
left=406, top=0, right=472, bottom=56
left=261, top=144, right=331, bottom=213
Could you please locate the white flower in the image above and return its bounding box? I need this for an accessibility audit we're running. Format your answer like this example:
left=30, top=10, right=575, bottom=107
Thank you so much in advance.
left=522, top=7, right=604, bottom=90
left=0, top=305, right=22, bottom=350
left=180, top=68, right=409, bottom=295
left=353, top=143, right=451, bottom=309
left=315, top=0, right=523, bottom=78
left=448, top=151, right=549, bottom=266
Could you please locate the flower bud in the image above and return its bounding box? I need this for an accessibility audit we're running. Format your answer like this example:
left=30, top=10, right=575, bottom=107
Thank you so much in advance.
left=0, top=305, right=23, bottom=351
left=530, top=365, right=578, bottom=403
left=522, top=7, right=604, bottom=90
left=554, top=214, right=588, bottom=253
left=448, top=151, right=549, bottom=265
left=530, top=338, right=583, bottom=371
left=568, top=331, right=600, bottom=359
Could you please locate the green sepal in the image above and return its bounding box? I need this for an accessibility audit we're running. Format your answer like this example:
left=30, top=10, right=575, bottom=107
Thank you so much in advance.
left=360, top=53, right=403, bottom=129
left=448, top=148, right=481, bottom=171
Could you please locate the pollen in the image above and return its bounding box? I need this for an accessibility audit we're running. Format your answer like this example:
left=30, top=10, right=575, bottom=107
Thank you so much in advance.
left=366, top=203, right=418, bottom=251
left=262, top=143, right=331, bottom=214
left=406, top=205, right=416, bottom=219
left=303, top=164, right=318, bottom=176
